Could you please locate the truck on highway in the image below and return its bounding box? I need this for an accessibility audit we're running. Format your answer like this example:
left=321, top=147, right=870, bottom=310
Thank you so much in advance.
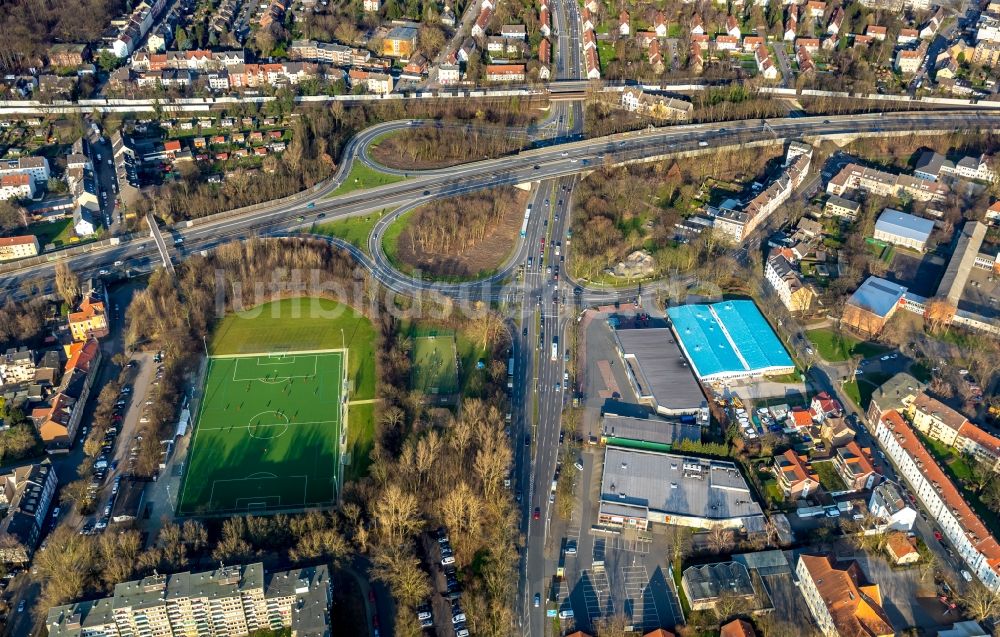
left=507, top=357, right=514, bottom=389
left=520, top=205, right=531, bottom=237
left=551, top=337, right=558, bottom=362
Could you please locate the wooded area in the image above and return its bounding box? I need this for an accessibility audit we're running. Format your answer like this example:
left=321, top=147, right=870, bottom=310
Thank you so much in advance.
left=394, top=186, right=526, bottom=278
left=370, top=126, right=526, bottom=170
left=570, top=147, right=777, bottom=281
left=0, top=0, right=124, bottom=70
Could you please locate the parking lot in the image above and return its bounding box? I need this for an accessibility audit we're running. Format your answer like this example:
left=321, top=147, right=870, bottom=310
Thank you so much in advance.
left=554, top=447, right=683, bottom=633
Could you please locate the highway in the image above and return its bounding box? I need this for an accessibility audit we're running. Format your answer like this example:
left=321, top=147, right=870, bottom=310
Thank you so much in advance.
left=4, top=110, right=1000, bottom=305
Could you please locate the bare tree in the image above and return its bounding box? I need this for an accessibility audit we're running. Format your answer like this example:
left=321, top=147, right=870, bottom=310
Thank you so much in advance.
left=958, top=582, right=1000, bottom=622
left=54, top=261, right=80, bottom=307
left=707, top=523, right=735, bottom=554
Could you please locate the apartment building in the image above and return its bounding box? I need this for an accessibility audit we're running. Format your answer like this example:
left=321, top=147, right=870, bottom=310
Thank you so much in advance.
left=0, top=173, right=36, bottom=201
left=914, top=150, right=997, bottom=183
left=0, top=156, right=51, bottom=186
left=833, top=440, right=878, bottom=491
left=68, top=294, right=110, bottom=342
left=873, top=410, right=1000, bottom=591
left=827, top=163, right=947, bottom=203
left=909, top=392, right=968, bottom=446
left=796, top=554, right=894, bottom=637
left=47, top=563, right=332, bottom=637
left=765, top=254, right=814, bottom=312
left=0, top=460, right=58, bottom=564
left=0, top=347, right=36, bottom=385
left=774, top=449, right=819, bottom=499
left=711, top=143, right=811, bottom=243
left=383, top=26, right=418, bottom=58
left=347, top=70, right=393, bottom=94
left=619, top=89, right=693, bottom=122
left=824, top=195, right=860, bottom=219
left=0, top=235, right=40, bottom=261
left=485, top=64, right=526, bottom=82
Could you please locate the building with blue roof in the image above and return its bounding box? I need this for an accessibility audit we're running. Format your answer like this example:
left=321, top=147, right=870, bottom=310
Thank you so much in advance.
left=873, top=209, right=935, bottom=252
left=666, top=300, right=795, bottom=381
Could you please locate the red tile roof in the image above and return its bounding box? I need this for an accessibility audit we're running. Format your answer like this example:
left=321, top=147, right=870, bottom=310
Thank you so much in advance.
left=798, top=554, right=894, bottom=637
left=720, top=619, right=756, bottom=637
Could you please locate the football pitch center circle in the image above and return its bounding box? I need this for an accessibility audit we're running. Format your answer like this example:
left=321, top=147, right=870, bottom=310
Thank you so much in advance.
left=246, top=410, right=291, bottom=439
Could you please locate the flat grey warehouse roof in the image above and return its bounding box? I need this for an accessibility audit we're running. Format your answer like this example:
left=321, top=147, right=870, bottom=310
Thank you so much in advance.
left=613, top=328, right=706, bottom=414
left=600, top=447, right=763, bottom=522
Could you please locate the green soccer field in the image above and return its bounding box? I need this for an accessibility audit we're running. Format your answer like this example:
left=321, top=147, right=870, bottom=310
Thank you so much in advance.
left=411, top=334, right=458, bottom=395
left=177, top=350, right=344, bottom=515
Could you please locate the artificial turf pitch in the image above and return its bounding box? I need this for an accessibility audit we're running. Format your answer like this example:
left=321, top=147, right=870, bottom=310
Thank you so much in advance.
left=177, top=350, right=344, bottom=515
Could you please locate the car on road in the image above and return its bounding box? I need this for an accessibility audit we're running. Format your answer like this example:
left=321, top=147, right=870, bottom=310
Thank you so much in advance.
left=17, top=600, right=25, bottom=613
left=934, top=530, right=943, bottom=541
left=574, top=460, right=584, bottom=471
left=534, top=593, right=541, bottom=607
left=533, top=507, right=540, bottom=520
left=565, top=540, right=577, bottom=555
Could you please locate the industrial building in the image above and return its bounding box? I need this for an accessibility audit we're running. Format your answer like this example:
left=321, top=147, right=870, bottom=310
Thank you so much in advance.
left=600, top=413, right=701, bottom=452
left=841, top=277, right=912, bottom=336
left=611, top=327, right=708, bottom=420
left=681, top=562, right=759, bottom=611
left=597, top=447, right=764, bottom=531
left=666, top=300, right=794, bottom=381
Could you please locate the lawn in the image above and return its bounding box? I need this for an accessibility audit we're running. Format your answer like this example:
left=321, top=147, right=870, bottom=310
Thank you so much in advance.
left=411, top=333, right=459, bottom=395
left=177, top=350, right=344, bottom=515
left=308, top=210, right=389, bottom=257
left=842, top=372, right=890, bottom=409
left=26, top=218, right=75, bottom=248
left=813, top=459, right=848, bottom=492
left=327, top=163, right=405, bottom=197
left=597, top=40, right=616, bottom=65
left=806, top=328, right=887, bottom=362
left=402, top=323, right=490, bottom=399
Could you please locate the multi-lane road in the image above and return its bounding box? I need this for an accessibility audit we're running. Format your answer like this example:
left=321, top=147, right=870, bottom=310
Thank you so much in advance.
left=4, top=110, right=1000, bottom=306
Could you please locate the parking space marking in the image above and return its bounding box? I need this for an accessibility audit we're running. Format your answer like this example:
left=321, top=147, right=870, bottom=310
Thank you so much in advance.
left=581, top=568, right=613, bottom=621
left=608, top=535, right=650, bottom=554
left=620, top=565, right=662, bottom=631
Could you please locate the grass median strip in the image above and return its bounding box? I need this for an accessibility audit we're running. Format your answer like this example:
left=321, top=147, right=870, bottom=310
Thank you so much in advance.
left=328, top=163, right=405, bottom=197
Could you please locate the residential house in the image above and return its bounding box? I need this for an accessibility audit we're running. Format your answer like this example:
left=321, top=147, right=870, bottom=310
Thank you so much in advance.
left=538, top=39, right=551, bottom=79
left=743, top=36, right=764, bottom=52
left=806, top=1, right=826, bottom=18
left=585, top=47, right=600, bottom=79
left=895, top=44, right=928, bottom=74
left=868, top=481, right=917, bottom=531
left=796, top=554, right=895, bottom=637
left=715, top=35, right=740, bottom=52
left=364, top=0, right=380, bottom=10
left=797, top=46, right=815, bottom=73
left=0, top=156, right=51, bottom=186
left=540, top=6, right=551, bottom=36
left=721, top=619, right=757, bottom=637
left=827, top=162, right=947, bottom=203
left=885, top=532, right=920, bottom=565
left=908, top=392, right=968, bottom=446
left=619, top=11, right=630, bottom=36
left=866, top=25, right=887, bottom=40
left=834, top=441, right=878, bottom=491
left=755, top=44, right=778, bottom=79
left=796, top=38, right=820, bottom=53
left=898, top=28, right=919, bottom=45
left=690, top=14, right=704, bottom=36
left=774, top=449, right=820, bottom=499
left=0, top=174, right=35, bottom=201
left=726, top=16, right=741, bottom=38
left=810, top=392, right=843, bottom=422
left=647, top=11, right=665, bottom=37
left=827, top=7, right=844, bottom=35
left=48, top=43, right=90, bottom=68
